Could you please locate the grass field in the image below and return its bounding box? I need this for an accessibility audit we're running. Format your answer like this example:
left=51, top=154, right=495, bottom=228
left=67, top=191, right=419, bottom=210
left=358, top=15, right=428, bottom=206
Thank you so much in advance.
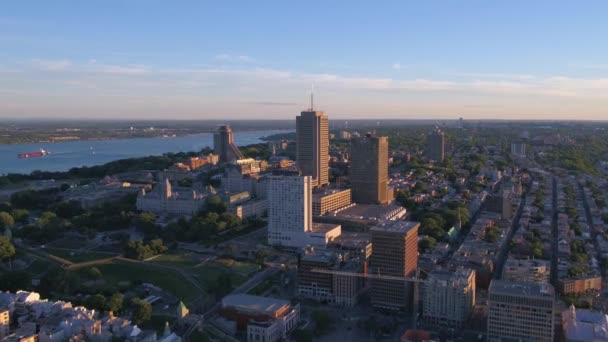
left=45, top=248, right=117, bottom=263
left=76, top=261, right=200, bottom=303
left=46, top=237, right=90, bottom=249
left=26, top=258, right=57, bottom=276
left=149, top=253, right=201, bottom=268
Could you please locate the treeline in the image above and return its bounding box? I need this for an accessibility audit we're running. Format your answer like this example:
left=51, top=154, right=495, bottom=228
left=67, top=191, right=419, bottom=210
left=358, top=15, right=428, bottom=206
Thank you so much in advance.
left=0, top=149, right=211, bottom=186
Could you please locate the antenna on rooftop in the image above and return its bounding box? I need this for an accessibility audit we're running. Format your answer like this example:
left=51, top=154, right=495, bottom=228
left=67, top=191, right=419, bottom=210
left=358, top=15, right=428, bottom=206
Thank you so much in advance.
left=310, top=82, right=314, bottom=111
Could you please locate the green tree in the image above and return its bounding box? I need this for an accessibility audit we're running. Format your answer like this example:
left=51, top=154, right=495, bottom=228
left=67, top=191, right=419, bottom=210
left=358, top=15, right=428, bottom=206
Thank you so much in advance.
left=0, top=212, right=14, bottom=229
left=419, top=236, right=437, bottom=253
left=130, top=298, right=152, bottom=324
left=205, top=196, right=227, bottom=214
left=0, top=236, right=16, bottom=261
left=108, top=292, right=124, bottom=313
left=11, top=209, right=29, bottom=224
left=85, top=294, right=107, bottom=311
left=311, top=309, right=334, bottom=336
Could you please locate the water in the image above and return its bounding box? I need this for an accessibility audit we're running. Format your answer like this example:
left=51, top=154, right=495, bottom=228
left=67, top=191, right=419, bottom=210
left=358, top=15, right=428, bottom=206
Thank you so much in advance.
left=0, top=130, right=292, bottom=175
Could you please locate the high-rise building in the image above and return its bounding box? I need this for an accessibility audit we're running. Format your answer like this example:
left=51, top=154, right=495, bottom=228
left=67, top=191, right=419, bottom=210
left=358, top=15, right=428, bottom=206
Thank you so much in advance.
left=214, top=125, right=245, bottom=162
left=422, top=268, right=476, bottom=328
left=267, top=175, right=313, bottom=246
left=510, top=141, right=526, bottom=158
left=350, top=134, right=390, bottom=204
left=296, top=111, right=329, bottom=187
left=487, top=280, right=555, bottom=342
left=427, top=129, right=445, bottom=162
left=370, top=220, right=419, bottom=311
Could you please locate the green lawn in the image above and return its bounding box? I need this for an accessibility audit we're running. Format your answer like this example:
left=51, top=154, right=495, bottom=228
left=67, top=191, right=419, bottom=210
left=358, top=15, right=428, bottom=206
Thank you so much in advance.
left=148, top=253, right=200, bottom=268
left=76, top=261, right=200, bottom=303
left=190, top=264, right=247, bottom=288
left=26, top=258, right=56, bottom=276
left=46, top=237, right=90, bottom=249
left=45, top=248, right=116, bottom=263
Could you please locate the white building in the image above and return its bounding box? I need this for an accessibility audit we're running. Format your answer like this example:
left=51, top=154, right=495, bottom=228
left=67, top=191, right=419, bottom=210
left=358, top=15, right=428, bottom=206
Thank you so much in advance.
left=136, top=179, right=208, bottom=216
left=562, top=305, right=608, bottom=341
left=511, top=142, right=526, bottom=158
left=267, top=175, right=341, bottom=248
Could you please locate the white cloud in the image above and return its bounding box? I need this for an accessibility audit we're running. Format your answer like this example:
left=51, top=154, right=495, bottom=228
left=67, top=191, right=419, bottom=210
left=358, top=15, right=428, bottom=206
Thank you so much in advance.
left=214, top=54, right=253, bottom=63
left=392, top=62, right=401, bottom=70
left=30, top=59, right=71, bottom=71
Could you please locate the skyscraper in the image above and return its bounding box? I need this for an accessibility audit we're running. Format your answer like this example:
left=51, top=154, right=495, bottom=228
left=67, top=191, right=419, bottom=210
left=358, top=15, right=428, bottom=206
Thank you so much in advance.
left=214, top=125, right=244, bottom=162
left=267, top=175, right=313, bottom=247
left=371, top=220, right=419, bottom=311
left=422, top=268, right=476, bottom=328
left=427, top=129, right=445, bottom=162
left=487, top=280, right=555, bottom=342
left=296, top=111, right=329, bottom=188
left=350, top=134, right=389, bottom=204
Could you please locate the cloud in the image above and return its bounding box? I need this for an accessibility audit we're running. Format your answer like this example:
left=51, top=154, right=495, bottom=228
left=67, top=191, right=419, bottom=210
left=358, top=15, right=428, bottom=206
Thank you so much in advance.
left=214, top=54, right=253, bottom=63
left=98, top=64, right=148, bottom=75
left=392, top=62, right=401, bottom=70
left=31, top=59, right=71, bottom=71
left=252, top=101, right=299, bottom=106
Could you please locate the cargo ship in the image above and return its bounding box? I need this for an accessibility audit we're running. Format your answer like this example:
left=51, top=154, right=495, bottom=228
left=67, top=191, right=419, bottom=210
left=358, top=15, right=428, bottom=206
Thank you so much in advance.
left=18, top=149, right=48, bottom=159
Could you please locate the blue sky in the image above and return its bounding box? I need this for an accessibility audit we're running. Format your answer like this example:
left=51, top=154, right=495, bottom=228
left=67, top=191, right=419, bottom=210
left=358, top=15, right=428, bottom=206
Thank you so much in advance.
left=1, top=1, right=608, bottom=120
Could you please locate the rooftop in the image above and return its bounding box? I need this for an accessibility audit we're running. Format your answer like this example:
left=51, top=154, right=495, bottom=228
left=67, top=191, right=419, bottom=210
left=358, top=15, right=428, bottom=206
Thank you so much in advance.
left=489, top=279, right=555, bottom=298
left=333, top=203, right=405, bottom=220
left=312, top=188, right=350, bottom=200
left=371, top=220, right=420, bottom=234
left=221, top=294, right=291, bottom=316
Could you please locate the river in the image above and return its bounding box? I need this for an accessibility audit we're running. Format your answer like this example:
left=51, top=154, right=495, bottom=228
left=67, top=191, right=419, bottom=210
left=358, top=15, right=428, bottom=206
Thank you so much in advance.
left=0, top=130, right=292, bottom=174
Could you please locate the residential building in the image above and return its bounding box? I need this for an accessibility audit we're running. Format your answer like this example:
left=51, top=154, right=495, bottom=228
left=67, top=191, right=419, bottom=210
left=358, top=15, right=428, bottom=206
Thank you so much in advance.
left=220, top=294, right=300, bottom=342
left=502, top=258, right=550, bottom=284
left=296, top=111, right=329, bottom=187
left=427, top=129, right=445, bottom=162
left=371, top=220, right=419, bottom=311
left=350, top=134, right=390, bottom=204
left=422, top=268, right=476, bottom=328
left=0, top=309, right=8, bottom=340
left=487, top=280, right=555, bottom=342
left=214, top=125, right=245, bottom=162
left=312, top=188, right=352, bottom=216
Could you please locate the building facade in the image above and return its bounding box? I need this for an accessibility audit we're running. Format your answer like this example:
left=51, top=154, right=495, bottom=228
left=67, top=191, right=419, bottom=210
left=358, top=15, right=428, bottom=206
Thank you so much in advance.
left=312, top=188, right=352, bottom=216
left=370, top=221, right=419, bottom=311
left=427, top=129, right=445, bottom=162
left=267, top=175, right=313, bottom=247
left=214, top=125, right=245, bottom=162
left=487, top=280, right=555, bottom=342
left=350, top=135, right=390, bottom=204
left=296, top=111, right=329, bottom=188
left=422, top=268, right=476, bottom=328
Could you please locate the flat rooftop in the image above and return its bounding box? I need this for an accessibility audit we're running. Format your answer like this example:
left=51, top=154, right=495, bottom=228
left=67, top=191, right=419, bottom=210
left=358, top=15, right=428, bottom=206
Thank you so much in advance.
left=334, top=203, right=404, bottom=220
left=221, top=294, right=291, bottom=316
left=370, top=220, right=419, bottom=234
left=310, top=222, right=341, bottom=233
left=312, top=188, right=350, bottom=200
left=489, top=279, right=555, bottom=298
left=331, top=232, right=371, bottom=248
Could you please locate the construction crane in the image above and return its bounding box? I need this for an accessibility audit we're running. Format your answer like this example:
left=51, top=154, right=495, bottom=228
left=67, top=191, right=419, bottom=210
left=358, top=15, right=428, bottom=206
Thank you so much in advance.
left=310, top=267, right=432, bottom=329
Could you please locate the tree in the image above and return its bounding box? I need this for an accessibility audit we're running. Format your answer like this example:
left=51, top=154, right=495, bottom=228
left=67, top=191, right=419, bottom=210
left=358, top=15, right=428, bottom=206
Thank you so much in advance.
left=0, top=236, right=16, bottom=261
left=11, top=209, right=29, bottom=224
left=419, top=236, right=437, bottom=253
left=0, top=271, right=31, bottom=292
left=85, top=294, right=107, bottom=311
left=130, top=298, right=152, bottom=324
left=108, top=292, right=124, bottom=313
left=293, top=329, right=313, bottom=342
left=205, top=196, right=226, bottom=214
left=311, top=309, right=334, bottom=336
left=87, top=267, right=102, bottom=279
left=0, top=212, right=14, bottom=229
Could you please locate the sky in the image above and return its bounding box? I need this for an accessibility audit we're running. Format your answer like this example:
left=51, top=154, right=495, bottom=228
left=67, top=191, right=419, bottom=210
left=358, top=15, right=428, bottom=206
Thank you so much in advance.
left=1, top=1, right=608, bottom=121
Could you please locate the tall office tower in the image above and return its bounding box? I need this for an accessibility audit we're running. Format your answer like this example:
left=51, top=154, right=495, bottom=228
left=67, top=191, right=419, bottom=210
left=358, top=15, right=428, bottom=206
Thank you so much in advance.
left=214, top=125, right=244, bottom=162
left=350, top=134, right=389, bottom=204
left=422, top=268, right=476, bottom=328
left=510, top=141, right=526, bottom=157
left=267, top=175, right=313, bottom=247
left=371, top=221, right=419, bottom=311
left=427, top=129, right=445, bottom=162
left=487, top=280, right=555, bottom=342
left=296, top=111, right=329, bottom=188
